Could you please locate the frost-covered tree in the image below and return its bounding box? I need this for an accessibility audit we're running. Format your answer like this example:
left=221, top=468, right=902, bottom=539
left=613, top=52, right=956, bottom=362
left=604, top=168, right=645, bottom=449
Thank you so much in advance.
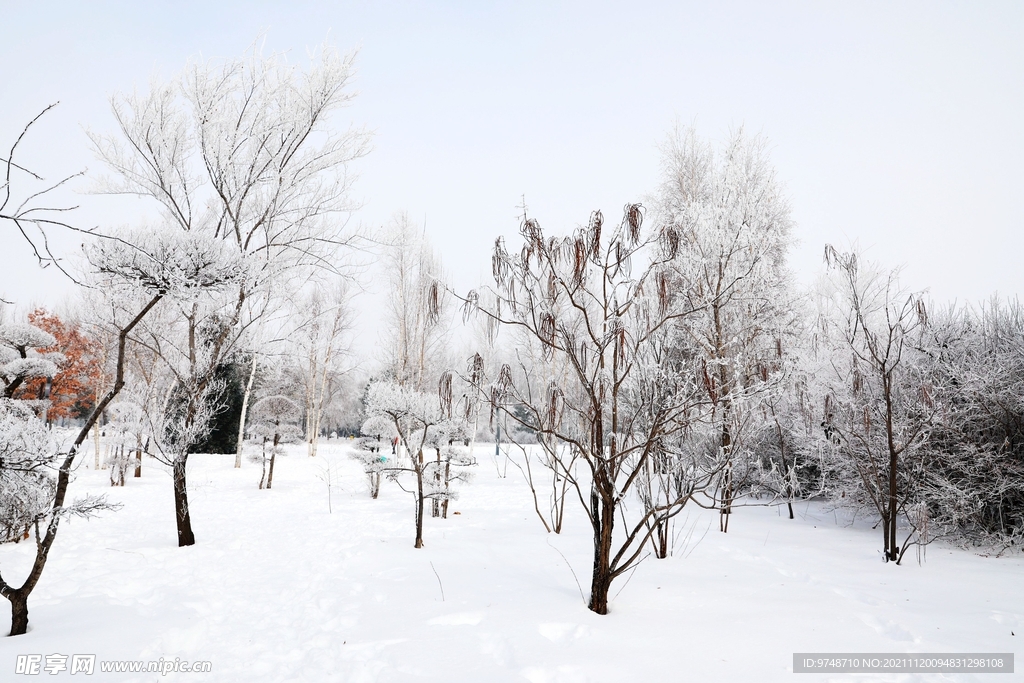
left=0, top=292, right=163, bottom=635
left=352, top=421, right=391, bottom=499
left=248, top=394, right=302, bottom=490
left=0, top=323, right=58, bottom=399
left=104, top=400, right=145, bottom=486
left=919, top=299, right=1024, bottom=547
left=363, top=379, right=445, bottom=547
left=650, top=127, right=795, bottom=532
left=820, top=246, right=936, bottom=564
left=291, top=283, right=353, bottom=458
left=89, top=41, right=369, bottom=546
left=426, top=374, right=476, bottom=518
left=463, top=205, right=714, bottom=614
left=89, top=228, right=246, bottom=546
left=380, top=214, right=451, bottom=391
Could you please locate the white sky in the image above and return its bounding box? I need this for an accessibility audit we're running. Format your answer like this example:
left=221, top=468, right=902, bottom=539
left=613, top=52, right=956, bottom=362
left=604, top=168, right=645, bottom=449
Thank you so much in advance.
left=2, top=0, right=1022, bottom=318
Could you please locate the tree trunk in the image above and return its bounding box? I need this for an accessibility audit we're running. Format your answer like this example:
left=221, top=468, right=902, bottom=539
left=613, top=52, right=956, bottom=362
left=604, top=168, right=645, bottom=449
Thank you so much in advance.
left=432, top=449, right=441, bottom=518
left=588, top=487, right=616, bottom=615
left=93, top=422, right=101, bottom=469
left=267, top=434, right=280, bottom=490
left=172, top=457, right=195, bottom=547
left=441, top=458, right=451, bottom=519
left=652, top=518, right=669, bottom=559
left=134, top=434, right=143, bottom=478
left=235, top=354, right=257, bottom=468
left=7, top=591, right=28, bottom=636
left=884, top=372, right=900, bottom=562
left=719, top=416, right=733, bottom=533
left=1, top=292, right=164, bottom=637
left=414, top=452, right=425, bottom=548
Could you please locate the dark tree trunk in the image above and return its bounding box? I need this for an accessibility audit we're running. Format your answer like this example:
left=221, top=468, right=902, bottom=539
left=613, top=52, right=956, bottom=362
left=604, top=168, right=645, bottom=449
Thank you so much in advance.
left=431, top=449, right=441, bottom=518
left=134, top=436, right=144, bottom=478
left=719, top=414, right=733, bottom=533
left=652, top=518, right=669, bottom=559
left=1, top=293, right=163, bottom=637
left=7, top=591, right=28, bottom=636
left=173, top=457, right=195, bottom=547
left=267, top=433, right=280, bottom=490
left=588, top=482, right=616, bottom=615
left=266, top=451, right=277, bottom=490
left=414, top=450, right=425, bottom=548
left=441, top=458, right=451, bottom=519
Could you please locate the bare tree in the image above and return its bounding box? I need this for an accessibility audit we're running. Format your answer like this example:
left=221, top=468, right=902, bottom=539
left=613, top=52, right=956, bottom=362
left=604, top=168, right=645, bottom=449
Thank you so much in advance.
left=820, top=246, right=936, bottom=564
left=89, top=41, right=369, bottom=546
left=0, top=110, right=200, bottom=636
left=651, top=126, right=795, bottom=533
left=292, top=283, right=353, bottom=458
left=380, top=213, right=451, bottom=391
left=917, top=298, right=1024, bottom=549
left=249, top=395, right=302, bottom=490
left=0, top=292, right=163, bottom=635
left=462, top=205, right=714, bottom=614
left=0, top=104, right=87, bottom=289
left=363, top=379, right=448, bottom=548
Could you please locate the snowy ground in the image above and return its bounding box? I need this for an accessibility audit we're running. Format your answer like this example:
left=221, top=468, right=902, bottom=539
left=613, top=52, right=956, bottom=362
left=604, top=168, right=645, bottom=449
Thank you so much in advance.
left=1, top=441, right=1021, bottom=682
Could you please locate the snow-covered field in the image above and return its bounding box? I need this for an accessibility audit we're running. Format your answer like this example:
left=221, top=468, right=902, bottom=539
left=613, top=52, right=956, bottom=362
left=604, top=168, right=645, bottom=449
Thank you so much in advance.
left=1, top=441, right=1020, bottom=682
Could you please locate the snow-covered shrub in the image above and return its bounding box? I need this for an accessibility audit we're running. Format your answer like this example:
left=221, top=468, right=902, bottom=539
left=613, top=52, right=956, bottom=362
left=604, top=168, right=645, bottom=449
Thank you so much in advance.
left=248, top=395, right=302, bottom=490
left=0, top=399, right=55, bottom=543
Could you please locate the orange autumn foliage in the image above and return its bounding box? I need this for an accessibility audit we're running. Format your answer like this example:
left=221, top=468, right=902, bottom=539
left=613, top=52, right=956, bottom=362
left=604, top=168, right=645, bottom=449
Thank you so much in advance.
left=14, top=309, right=104, bottom=420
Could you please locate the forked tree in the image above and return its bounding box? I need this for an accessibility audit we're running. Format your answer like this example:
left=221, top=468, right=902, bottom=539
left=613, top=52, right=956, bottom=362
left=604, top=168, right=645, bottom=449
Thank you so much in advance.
left=651, top=127, right=795, bottom=533
left=249, top=394, right=302, bottom=489
left=89, top=41, right=369, bottom=546
left=462, top=205, right=715, bottom=614
left=820, top=246, right=936, bottom=563
left=0, top=109, right=171, bottom=637
left=0, top=299, right=162, bottom=635
left=363, top=379, right=444, bottom=548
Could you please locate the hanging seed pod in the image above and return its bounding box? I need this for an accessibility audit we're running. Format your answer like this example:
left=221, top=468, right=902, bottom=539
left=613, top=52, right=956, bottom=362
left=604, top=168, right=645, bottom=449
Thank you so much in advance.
left=589, top=210, right=603, bottom=261
left=539, top=312, right=557, bottom=358
left=624, top=203, right=643, bottom=244
left=462, top=289, right=479, bottom=323
left=546, top=382, right=564, bottom=429
left=493, top=237, right=510, bottom=284
left=497, top=363, right=514, bottom=397
left=661, top=226, right=680, bottom=260
left=916, top=298, right=928, bottom=327
left=615, top=325, right=628, bottom=368
left=426, top=280, right=442, bottom=323
left=469, top=352, right=485, bottom=387
left=548, top=236, right=561, bottom=264
left=572, top=236, right=587, bottom=286
left=657, top=270, right=670, bottom=315
left=438, top=370, right=453, bottom=419
left=920, top=384, right=934, bottom=409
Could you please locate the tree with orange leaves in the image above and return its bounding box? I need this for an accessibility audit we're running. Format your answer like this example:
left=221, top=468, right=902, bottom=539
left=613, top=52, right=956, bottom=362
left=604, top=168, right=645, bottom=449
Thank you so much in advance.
left=14, top=310, right=103, bottom=421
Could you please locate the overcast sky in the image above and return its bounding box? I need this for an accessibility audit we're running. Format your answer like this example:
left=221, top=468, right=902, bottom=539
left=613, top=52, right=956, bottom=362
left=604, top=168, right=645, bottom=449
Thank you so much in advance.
left=2, top=1, right=1022, bottom=316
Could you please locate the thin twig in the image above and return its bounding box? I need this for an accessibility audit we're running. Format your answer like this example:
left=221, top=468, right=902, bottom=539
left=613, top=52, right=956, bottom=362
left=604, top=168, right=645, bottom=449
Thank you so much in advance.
left=547, top=537, right=586, bottom=605
left=429, top=561, right=445, bottom=602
